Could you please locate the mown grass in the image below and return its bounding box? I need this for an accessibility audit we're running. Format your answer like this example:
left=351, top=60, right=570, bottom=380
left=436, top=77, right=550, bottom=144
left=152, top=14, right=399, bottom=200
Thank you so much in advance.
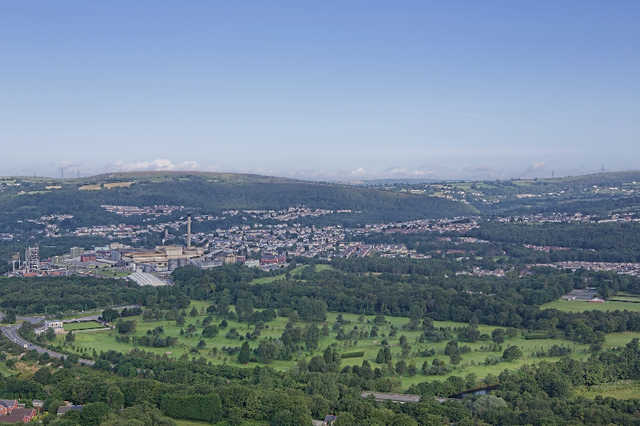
left=249, top=266, right=304, bottom=285
left=64, top=321, right=106, bottom=331
left=541, top=299, right=640, bottom=313
left=92, top=269, right=130, bottom=279
left=53, top=301, right=640, bottom=390
left=249, top=265, right=335, bottom=285
left=574, top=380, right=640, bottom=400
left=174, top=420, right=268, bottom=426
left=173, top=419, right=216, bottom=426
left=0, top=362, right=15, bottom=376
left=59, top=310, right=102, bottom=320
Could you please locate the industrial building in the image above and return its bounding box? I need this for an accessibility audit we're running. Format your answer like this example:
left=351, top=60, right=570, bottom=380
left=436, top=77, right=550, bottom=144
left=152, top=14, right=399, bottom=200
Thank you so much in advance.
left=122, top=245, right=204, bottom=272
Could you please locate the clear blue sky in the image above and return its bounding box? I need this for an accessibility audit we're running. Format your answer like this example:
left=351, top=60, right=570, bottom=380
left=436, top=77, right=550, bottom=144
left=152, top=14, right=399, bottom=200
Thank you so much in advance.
left=1, top=1, right=638, bottom=180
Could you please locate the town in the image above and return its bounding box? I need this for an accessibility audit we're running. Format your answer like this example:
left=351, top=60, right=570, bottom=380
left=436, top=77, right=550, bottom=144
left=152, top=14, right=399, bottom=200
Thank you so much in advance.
left=8, top=200, right=640, bottom=286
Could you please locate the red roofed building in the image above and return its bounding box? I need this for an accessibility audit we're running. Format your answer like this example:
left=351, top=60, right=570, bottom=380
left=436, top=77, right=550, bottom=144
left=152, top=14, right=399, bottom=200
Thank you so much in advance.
left=0, top=407, right=37, bottom=423
left=260, top=254, right=286, bottom=265
left=80, top=254, right=97, bottom=262
left=0, top=400, right=17, bottom=416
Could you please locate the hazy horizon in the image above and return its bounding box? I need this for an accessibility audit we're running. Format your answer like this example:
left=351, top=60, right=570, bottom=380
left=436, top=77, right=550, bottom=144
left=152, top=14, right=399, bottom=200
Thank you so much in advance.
left=2, top=2, right=638, bottom=180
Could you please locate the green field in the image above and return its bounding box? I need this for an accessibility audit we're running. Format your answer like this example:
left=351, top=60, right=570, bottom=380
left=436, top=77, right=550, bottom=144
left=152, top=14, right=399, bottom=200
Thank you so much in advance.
left=608, top=292, right=640, bottom=303
left=173, top=420, right=267, bottom=426
left=249, top=264, right=333, bottom=284
left=574, top=380, right=640, bottom=400
left=59, top=310, right=102, bottom=320
left=0, top=362, right=15, bottom=376
left=249, top=266, right=304, bottom=284
left=92, top=269, right=130, bottom=279
left=541, top=299, right=640, bottom=313
left=173, top=420, right=215, bottom=426
left=314, top=264, right=335, bottom=272
left=63, top=321, right=106, bottom=331
left=52, top=300, right=640, bottom=389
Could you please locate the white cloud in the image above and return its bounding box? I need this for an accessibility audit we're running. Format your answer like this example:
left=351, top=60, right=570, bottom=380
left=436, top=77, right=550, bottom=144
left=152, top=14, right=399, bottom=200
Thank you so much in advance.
left=532, top=161, right=545, bottom=169
left=351, top=167, right=366, bottom=176
left=112, top=158, right=200, bottom=172
left=178, top=160, right=200, bottom=170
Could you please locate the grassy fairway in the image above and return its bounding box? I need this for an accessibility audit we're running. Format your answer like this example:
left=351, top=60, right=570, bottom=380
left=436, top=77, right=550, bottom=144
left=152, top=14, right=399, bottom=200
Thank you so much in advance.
left=174, top=420, right=267, bottom=426
left=55, top=301, right=640, bottom=389
left=249, top=266, right=304, bottom=284
left=59, top=310, right=102, bottom=320
left=574, top=380, right=640, bottom=399
left=92, top=269, right=130, bottom=279
left=541, top=299, right=640, bottom=313
left=173, top=420, right=216, bottom=426
left=0, top=362, right=15, bottom=376
left=603, top=332, right=640, bottom=349
left=249, top=264, right=334, bottom=284
left=64, top=321, right=106, bottom=331
left=314, top=264, right=336, bottom=272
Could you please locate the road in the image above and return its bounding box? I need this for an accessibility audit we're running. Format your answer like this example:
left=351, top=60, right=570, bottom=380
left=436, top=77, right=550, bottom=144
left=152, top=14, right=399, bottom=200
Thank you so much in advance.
left=0, top=304, right=140, bottom=367
left=0, top=312, right=44, bottom=324
left=0, top=325, right=95, bottom=366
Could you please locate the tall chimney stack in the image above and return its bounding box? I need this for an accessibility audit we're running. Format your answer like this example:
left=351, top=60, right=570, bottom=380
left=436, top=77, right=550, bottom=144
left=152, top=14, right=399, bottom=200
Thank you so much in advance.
left=187, top=215, right=192, bottom=248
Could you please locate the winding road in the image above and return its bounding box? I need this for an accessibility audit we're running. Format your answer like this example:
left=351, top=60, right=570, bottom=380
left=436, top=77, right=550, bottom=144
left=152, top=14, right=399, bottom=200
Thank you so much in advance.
left=0, top=305, right=139, bottom=367
left=0, top=325, right=95, bottom=366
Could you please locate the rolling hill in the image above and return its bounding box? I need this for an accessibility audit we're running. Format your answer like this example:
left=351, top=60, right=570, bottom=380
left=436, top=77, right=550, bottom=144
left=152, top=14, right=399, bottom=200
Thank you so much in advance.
left=0, top=171, right=477, bottom=230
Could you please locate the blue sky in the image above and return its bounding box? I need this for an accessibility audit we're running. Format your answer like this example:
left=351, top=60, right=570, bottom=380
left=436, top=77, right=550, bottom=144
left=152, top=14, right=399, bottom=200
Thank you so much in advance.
left=1, top=1, right=638, bottom=180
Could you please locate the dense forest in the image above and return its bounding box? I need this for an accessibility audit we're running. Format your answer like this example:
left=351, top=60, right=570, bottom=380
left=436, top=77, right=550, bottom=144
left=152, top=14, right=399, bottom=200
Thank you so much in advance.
left=469, top=222, right=640, bottom=262
left=0, top=276, right=188, bottom=314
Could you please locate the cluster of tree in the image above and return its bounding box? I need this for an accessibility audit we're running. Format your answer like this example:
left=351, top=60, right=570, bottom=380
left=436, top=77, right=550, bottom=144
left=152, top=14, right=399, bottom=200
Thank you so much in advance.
left=171, top=261, right=640, bottom=344
left=115, top=319, right=136, bottom=334
left=0, top=276, right=188, bottom=314
left=100, top=306, right=142, bottom=323
left=117, top=335, right=178, bottom=348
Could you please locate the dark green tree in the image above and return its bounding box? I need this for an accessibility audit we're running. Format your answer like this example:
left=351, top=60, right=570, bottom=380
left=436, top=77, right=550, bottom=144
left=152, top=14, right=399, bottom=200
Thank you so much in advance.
left=238, top=342, right=251, bottom=364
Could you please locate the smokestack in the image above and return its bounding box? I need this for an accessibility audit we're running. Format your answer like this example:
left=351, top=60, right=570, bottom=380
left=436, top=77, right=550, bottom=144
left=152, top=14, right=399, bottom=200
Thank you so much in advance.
left=187, top=215, right=192, bottom=248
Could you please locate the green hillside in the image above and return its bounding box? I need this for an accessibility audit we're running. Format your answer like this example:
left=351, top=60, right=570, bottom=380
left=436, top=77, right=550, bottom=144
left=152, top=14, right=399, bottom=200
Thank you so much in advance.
left=0, top=172, right=476, bottom=230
